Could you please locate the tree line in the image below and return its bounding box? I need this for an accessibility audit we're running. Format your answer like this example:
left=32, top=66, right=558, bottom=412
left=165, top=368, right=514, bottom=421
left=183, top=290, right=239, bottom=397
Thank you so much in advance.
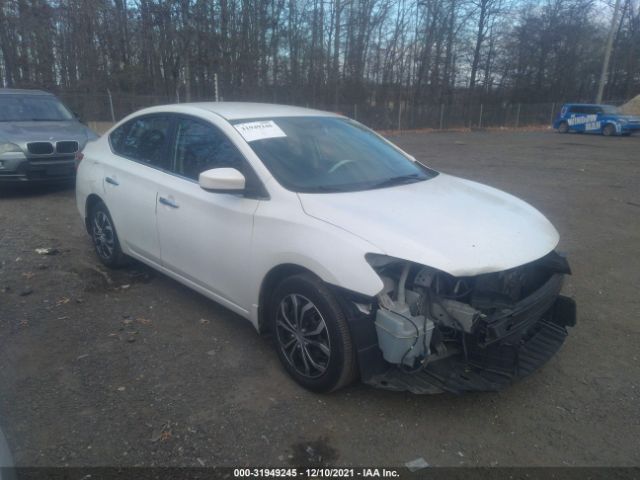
left=0, top=0, right=638, bottom=110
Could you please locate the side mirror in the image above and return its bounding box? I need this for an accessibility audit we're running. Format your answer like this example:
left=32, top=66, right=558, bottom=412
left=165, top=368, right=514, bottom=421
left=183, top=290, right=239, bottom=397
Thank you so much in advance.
left=199, top=167, right=246, bottom=192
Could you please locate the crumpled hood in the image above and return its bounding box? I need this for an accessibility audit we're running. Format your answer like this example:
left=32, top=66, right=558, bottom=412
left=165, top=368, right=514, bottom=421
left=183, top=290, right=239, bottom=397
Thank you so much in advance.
left=0, top=120, right=94, bottom=144
left=298, top=173, right=559, bottom=277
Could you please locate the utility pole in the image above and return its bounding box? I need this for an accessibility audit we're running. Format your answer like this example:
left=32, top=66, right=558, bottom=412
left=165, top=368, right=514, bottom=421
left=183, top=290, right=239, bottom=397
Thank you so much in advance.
left=596, top=0, right=622, bottom=104
left=106, top=89, right=116, bottom=122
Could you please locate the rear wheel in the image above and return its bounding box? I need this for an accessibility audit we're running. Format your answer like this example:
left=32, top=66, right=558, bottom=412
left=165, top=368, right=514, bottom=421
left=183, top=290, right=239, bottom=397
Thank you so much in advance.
left=557, top=121, right=569, bottom=133
left=602, top=124, right=616, bottom=137
left=89, top=202, right=128, bottom=268
left=270, top=273, right=357, bottom=392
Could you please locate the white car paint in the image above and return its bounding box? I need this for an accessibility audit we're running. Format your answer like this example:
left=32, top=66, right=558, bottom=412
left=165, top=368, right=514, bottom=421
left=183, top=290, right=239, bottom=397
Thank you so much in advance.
left=76, top=102, right=558, bottom=331
left=299, top=173, right=559, bottom=277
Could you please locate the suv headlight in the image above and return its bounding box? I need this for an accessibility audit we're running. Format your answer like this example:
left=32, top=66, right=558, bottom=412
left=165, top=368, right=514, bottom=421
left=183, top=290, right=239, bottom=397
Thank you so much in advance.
left=0, top=142, right=22, bottom=155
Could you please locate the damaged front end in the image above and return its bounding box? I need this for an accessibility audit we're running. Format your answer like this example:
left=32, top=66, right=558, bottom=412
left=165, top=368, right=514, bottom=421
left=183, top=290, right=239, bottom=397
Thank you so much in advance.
left=345, top=251, right=576, bottom=394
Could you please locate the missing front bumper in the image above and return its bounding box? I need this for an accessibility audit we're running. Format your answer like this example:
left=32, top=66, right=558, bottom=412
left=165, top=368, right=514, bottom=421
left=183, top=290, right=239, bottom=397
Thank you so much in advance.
left=364, top=295, right=576, bottom=394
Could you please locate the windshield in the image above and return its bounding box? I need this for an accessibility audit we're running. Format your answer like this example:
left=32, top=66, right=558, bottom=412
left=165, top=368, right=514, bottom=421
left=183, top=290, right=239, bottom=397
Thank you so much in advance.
left=233, top=116, right=437, bottom=193
left=0, top=95, right=75, bottom=122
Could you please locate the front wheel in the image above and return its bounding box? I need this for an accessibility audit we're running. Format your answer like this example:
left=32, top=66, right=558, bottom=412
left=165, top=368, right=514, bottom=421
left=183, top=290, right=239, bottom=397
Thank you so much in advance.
left=270, top=273, right=357, bottom=392
left=602, top=124, right=616, bottom=136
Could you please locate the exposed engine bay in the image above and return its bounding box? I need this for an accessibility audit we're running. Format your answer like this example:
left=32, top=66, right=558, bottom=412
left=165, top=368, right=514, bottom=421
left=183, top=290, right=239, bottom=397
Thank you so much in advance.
left=355, top=251, right=576, bottom=394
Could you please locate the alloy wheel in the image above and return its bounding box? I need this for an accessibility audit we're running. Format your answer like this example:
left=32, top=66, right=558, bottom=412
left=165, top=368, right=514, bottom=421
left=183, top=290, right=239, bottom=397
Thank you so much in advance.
left=275, top=294, right=331, bottom=379
left=92, top=210, right=115, bottom=260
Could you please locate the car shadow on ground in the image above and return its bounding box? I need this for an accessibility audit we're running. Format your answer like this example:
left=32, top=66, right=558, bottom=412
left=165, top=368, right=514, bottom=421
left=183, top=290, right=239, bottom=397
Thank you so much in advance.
left=0, top=181, right=74, bottom=199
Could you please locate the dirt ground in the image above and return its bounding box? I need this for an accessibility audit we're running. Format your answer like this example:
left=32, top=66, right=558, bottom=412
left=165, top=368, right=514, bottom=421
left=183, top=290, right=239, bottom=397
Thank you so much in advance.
left=0, top=130, right=639, bottom=468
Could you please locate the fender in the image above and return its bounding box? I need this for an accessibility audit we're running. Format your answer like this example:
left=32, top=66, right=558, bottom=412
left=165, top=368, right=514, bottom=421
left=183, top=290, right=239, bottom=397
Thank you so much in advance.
left=247, top=197, right=385, bottom=328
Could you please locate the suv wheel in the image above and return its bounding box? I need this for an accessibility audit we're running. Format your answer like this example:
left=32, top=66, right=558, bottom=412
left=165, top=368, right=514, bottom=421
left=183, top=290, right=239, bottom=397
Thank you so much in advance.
left=558, top=121, right=569, bottom=133
left=270, top=273, right=357, bottom=392
left=602, top=124, right=616, bottom=136
left=89, top=202, right=128, bottom=268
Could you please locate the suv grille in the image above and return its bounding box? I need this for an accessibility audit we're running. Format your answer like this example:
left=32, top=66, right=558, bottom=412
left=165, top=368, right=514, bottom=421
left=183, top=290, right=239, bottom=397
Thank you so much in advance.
left=56, top=141, right=79, bottom=154
left=27, top=142, right=54, bottom=155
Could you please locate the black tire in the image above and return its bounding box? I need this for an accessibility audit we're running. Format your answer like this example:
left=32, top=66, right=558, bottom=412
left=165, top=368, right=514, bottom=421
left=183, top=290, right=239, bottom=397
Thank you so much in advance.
left=270, top=273, right=357, bottom=392
left=602, top=124, right=616, bottom=137
left=89, top=201, right=128, bottom=268
left=558, top=121, right=569, bottom=133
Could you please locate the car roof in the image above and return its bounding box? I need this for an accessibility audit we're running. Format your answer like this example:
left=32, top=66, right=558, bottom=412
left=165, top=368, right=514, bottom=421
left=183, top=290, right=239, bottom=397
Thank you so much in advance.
left=564, top=103, right=613, bottom=108
left=137, top=102, right=339, bottom=121
left=0, top=88, right=53, bottom=96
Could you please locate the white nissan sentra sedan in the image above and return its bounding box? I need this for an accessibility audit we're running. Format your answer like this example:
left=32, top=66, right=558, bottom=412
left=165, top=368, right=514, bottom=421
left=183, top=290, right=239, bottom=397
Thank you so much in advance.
left=76, top=103, right=576, bottom=393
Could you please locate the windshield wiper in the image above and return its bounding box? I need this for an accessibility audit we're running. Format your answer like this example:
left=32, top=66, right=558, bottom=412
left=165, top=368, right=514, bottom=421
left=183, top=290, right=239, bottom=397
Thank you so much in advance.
left=369, top=173, right=425, bottom=189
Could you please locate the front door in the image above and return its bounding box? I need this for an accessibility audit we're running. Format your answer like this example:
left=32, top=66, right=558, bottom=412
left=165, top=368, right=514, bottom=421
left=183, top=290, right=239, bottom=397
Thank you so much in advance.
left=156, top=115, right=259, bottom=313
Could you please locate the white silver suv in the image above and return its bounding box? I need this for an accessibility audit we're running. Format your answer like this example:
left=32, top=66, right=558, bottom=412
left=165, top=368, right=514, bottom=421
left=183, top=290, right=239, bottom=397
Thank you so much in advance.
left=0, top=89, right=97, bottom=183
left=76, top=102, right=576, bottom=393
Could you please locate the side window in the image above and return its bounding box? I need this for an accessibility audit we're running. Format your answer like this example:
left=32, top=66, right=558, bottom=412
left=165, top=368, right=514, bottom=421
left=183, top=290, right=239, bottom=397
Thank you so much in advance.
left=109, top=122, right=129, bottom=152
left=569, top=106, right=585, bottom=115
left=110, top=115, right=172, bottom=170
left=172, top=117, right=245, bottom=181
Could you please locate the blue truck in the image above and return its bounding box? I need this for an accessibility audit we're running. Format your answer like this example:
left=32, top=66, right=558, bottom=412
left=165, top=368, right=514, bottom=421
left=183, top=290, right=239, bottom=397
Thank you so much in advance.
left=553, top=103, right=640, bottom=136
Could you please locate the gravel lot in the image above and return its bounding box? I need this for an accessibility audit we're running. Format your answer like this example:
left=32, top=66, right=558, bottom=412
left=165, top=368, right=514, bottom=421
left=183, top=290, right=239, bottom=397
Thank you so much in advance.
left=1, top=130, right=639, bottom=468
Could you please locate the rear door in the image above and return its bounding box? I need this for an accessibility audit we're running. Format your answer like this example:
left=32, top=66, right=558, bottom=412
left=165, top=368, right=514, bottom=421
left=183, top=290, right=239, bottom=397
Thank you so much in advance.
left=103, top=114, right=174, bottom=264
left=567, top=105, right=589, bottom=132
left=155, top=114, right=260, bottom=313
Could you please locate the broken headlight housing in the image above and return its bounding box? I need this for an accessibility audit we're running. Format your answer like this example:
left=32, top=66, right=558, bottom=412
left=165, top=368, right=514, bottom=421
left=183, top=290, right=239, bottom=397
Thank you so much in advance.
left=365, top=251, right=573, bottom=373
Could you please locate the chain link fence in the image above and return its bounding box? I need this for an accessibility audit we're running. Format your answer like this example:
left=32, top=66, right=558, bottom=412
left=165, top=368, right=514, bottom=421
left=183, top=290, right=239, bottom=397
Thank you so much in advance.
left=57, top=91, right=563, bottom=134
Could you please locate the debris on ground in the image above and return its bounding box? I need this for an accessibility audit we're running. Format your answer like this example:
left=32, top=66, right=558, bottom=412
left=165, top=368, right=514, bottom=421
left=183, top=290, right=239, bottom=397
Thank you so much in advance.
left=35, top=248, right=59, bottom=256
left=199, top=318, right=210, bottom=325
left=405, top=457, right=430, bottom=471
left=150, top=422, right=172, bottom=443
left=19, top=287, right=33, bottom=296
left=136, top=317, right=152, bottom=325
left=305, top=445, right=318, bottom=461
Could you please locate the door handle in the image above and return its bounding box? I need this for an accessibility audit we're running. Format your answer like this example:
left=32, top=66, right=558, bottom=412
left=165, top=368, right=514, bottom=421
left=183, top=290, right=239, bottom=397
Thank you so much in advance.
left=159, top=196, right=179, bottom=209
left=105, top=176, right=119, bottom=186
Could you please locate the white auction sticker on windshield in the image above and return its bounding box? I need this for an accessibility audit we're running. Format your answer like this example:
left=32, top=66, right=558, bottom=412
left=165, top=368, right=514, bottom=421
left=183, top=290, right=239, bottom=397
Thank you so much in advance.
left=234, top=120, right=287, bottom=142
